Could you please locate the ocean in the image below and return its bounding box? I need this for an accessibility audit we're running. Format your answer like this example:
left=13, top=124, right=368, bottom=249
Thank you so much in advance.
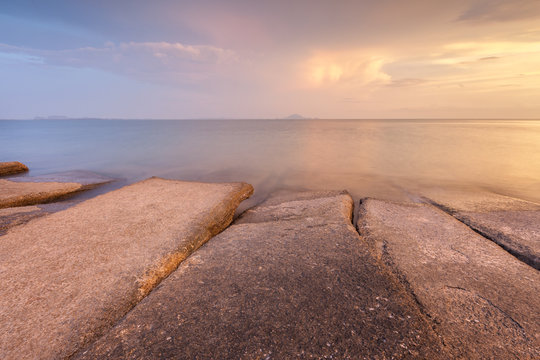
left=1, top=119, right=539, bottom=206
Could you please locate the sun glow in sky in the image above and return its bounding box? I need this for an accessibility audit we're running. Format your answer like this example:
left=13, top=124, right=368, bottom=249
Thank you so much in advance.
left=1, top=0, right=540, bottom=119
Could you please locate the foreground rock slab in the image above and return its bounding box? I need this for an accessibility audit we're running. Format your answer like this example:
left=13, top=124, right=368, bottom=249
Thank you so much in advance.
left=0, top=170, right=114, bottom=208
left=421, top=188, right=540, bottom=269
left=78, top=191, right=444, bottom=359
left=0, top=201, right=81, bottom=236
left=358, top=199, right=540, bottom=359
left=0, top=178, right=253, bottom=360
left=0, top=161, right=28, bottom=176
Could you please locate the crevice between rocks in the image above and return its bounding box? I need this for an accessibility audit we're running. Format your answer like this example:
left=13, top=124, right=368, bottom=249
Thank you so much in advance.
left=354, top=200, right=446, bottom=348
left=423, top=198, right=539, bottom=270
left=68, top=190, right=252, bottom=360
left=443, top=286, right=527, bottom=335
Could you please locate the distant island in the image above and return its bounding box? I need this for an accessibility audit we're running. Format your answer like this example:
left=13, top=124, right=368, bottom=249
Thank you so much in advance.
left=34, top=115, right=69, bottom=120
left=283, top=114, right=313, bottom=120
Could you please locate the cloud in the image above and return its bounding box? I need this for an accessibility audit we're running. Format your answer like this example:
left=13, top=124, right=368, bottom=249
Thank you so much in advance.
left=387, top=78, right=428, bottom=87
left=304, top=52, right=391, bottom=87
left=0, top=50, right=44, bottom=64
left=0, top=41, right=238, bottom=83
left=458, top=0, right=540, bottom=22
left=417, top=41, right=540, bottom=67
left=479, top=56, right=500, bottom=61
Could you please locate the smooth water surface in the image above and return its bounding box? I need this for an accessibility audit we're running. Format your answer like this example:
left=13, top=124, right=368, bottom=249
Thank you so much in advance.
left=1, top=119, right=539, bottom=204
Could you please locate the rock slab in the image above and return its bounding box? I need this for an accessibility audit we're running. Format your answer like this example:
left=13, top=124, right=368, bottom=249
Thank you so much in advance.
left=0, top=201, right=79, bottom=236
left=0, top=170, right=114, bottom=208
left=421, top=188, right=540, bottom=269
left=0, top=161, right=28, bottom=176
left=77, top=191, right=444, bottom=359
left=358, top=199, right=540, bottom=359
left=0, top=205, right=51, bottom=236
left=0, top=178, right=253, bottom=360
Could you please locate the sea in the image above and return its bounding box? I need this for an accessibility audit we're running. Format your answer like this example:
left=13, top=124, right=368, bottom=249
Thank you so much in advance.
left=1, top=119, right=539, bottom=207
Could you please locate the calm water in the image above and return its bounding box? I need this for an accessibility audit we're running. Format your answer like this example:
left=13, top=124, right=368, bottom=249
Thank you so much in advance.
left=1, top=119, right=539, bottom=205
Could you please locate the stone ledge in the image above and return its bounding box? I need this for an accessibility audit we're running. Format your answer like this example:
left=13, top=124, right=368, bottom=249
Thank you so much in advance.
left=0, top=178, right=253, bottom=360
left=0, top=161, right=28, bottom=176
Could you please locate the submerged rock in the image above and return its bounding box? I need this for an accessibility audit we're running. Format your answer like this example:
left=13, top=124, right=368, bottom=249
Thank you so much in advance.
left=0, top=178, right=253, bottom=360
left=77, top=191, right=444, bottom=359
left=421, top=188, right=540, bottom=269
left=0, top=161, right=28, bottom=176
left=0, top=170, right=114, bottom=208
left=7, top=170, right=114, bottom=186
left=358, top=199, right=540, bottom=359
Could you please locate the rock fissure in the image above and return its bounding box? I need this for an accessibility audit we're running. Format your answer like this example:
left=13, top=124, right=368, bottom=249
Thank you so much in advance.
left=74, top=191, right=446, bottom=359
left=475, top=294, right=527, bottom=334
left=456, top=215, right=539, bottom=270
left=0, top=178, right=253, bottom=360
left=418, top=189, right=540, bottom=271
left=429, top=200, right=539, bottom=270
left=356, top=198, right=540, bottom=359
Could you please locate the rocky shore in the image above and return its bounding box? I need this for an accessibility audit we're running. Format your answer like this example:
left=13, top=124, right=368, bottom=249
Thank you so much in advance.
left=0, top=161, right=28, bottom=176
left=0, top=162, right=538, bottom=359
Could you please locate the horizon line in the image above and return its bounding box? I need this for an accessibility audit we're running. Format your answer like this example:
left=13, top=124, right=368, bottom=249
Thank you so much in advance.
left=2, top=117, right=540, bottom=121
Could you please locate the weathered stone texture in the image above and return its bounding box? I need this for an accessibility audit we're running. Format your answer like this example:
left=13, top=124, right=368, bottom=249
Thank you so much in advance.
left=0, top=178, right=253, bottom=360
left=0, top=201, right=79, bottom=236
left=77, top=191, right=445, bottom=359
left=0, top=161, right=28, bottom=176
left=358, top=199, right=540, bottom=359
left=421, top=188, right=540, bottom=269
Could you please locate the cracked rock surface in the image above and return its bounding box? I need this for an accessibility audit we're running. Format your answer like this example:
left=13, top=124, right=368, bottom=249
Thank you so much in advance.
left=0, top=178, right=253, bottom=360
left=358, top=199, right=540, bottom=359
left=76, top=191, right=444, bottom=359
left=421, top=188, right=540, bottom=269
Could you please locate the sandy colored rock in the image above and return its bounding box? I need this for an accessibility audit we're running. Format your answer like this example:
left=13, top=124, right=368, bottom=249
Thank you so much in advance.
left=77, top=191, right=444, bottom=359
left=358, top=199, right=540, bottom=359
left=420, top=187, right=540, bottom=213
left=0, top=178, right=253, bottom=360
left=235, top=189, right=351, bottom=224
left=0, top=205, right=46, bottom=236
left=0, top=201, right=79, bottom=236
left=0, top=161, right=28, bottom=176
left=0, top=179, right=82, bottom=208
left=421, top=188, right=540, bottom=269
left=0, top=170, right=114, bottom=208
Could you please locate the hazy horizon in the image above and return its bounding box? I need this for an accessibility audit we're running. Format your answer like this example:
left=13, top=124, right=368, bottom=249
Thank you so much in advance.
left=2, top=117, right=540, bottom=121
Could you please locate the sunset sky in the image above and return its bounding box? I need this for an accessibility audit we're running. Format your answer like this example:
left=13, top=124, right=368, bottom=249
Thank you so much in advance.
left=1, top=0, right=540, bottom=119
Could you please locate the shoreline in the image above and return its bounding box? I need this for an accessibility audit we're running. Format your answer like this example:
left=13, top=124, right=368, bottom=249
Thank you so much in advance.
left=1, top=162, right=539, bottom=359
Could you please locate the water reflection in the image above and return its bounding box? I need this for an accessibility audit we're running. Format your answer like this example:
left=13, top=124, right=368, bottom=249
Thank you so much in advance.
left=1, top=119, right=539, bottom=204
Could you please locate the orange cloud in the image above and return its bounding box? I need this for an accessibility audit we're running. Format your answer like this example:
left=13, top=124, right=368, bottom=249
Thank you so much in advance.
left=304, top=51, right=391, bottom=87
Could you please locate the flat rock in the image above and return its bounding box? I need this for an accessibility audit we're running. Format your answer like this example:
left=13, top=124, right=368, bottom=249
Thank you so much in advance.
left=0, top=170, right=114, bottom=208
left=0, top=205, right=49, bottom=236
left=420, top=187, right=540, bottom=213
left=421, top=188, right=540, bottom=269
left=0, top=201, right=79, bottom=236
left=235, top=189, right=351, bottom=224
left=0, top=161, right=28, bottom=176
left=0, top=178, right=253, bottom=360
left=358, top=199, right=540, bottom=359
left=77, top=191, right=445, bottom=359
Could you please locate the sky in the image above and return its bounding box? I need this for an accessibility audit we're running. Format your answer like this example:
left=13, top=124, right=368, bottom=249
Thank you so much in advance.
left=1, top=0, right=540, bottom=119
